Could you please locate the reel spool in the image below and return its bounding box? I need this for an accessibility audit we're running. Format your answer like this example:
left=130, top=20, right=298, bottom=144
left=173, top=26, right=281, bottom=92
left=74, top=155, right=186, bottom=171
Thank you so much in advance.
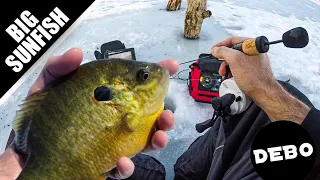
left=219, top=77, right=252, bottom=115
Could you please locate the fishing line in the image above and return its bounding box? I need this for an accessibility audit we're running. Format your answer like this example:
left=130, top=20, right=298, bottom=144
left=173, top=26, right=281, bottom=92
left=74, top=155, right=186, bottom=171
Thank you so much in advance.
left=170, top=58, right=221, bottom=82
left=170, top=54, right=222, bottom=81
left=179, top=59, right=198, bottom=65
left=170, top=70, right=202, bottom=81
left=170, top=60, right=203, bottom=81
left=170, top=69, right=190, bottom=81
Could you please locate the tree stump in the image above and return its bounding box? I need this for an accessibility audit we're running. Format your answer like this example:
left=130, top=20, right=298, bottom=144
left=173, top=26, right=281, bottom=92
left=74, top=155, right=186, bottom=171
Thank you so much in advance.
left=184, top=0, right=212, bottom=39
left=166, top=0, right=182, bottom=11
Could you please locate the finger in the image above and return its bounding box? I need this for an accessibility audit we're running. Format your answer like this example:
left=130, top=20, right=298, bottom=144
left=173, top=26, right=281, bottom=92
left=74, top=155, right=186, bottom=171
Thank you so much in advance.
left=157, top=59, right=179, bottom=76
left=211, top=46, right=231, bottom=59
left=142, top=130, right=168, bottom=152
left=0, top=144, right=24, bottom=168
left=222, top=71, right=233, bottom=79
left=218, top=61, right=233, bottom=78
left=211, top=36, right=250, bottom=49
left=211, top=46, right=243, bottom=65
left=218, top=60, right=228, bottom=77
left=157, top=110, right=175, bottom=131
left=108, top=157, right=134, bottom=179
left=28, top=48, right=83, bottom=95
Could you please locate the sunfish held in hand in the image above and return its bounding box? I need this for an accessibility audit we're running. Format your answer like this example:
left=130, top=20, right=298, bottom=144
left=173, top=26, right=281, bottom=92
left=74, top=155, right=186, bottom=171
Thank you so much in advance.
left=12, top=58, right=170, bottom=180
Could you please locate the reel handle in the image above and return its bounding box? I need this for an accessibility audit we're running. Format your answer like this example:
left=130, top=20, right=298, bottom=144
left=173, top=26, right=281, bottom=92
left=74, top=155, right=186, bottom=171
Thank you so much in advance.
left=195, top=94, right=236, bottom=133
left=195, top=118, right=216, bottom=133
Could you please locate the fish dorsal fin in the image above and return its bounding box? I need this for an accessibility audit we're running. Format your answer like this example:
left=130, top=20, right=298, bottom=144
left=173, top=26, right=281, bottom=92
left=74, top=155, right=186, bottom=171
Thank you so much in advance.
left=12, top=89, right=49, bottom=154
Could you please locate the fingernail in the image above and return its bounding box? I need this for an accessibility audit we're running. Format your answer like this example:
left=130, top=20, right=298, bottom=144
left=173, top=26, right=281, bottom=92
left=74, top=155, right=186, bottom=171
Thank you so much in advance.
left=118, top=171, right=126, bottom=179
left=173, top=60, right=179, bottom=66
left=63, top=48, right=82, bottom=57
left=167, top=113, right=175, bottom=131
left=212, top=47, right=218, bottom=54
left=152, top=142, right=161, bottom=150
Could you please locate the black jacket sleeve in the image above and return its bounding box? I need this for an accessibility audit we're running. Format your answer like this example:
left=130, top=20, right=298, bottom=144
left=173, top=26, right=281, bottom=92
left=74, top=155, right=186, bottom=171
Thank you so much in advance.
left=301, top=107, right=320, bottom=179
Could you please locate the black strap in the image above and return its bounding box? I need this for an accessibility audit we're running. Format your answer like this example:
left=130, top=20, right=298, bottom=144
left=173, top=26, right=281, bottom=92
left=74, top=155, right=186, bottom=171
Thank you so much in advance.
left=195, top=94, right=236, bottom=133
left=221, top=103, right=259, bottom=174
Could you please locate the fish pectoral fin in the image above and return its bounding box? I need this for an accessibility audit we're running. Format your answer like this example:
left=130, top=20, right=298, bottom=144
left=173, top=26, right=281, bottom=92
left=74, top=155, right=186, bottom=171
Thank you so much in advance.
left=122, top=113, right=134, bottom=133
left=104, top=121, right=118, bottom=131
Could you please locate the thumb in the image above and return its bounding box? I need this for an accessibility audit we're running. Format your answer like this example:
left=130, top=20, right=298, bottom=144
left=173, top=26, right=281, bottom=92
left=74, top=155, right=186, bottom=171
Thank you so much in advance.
left=107, top=157, right=134, bottom=179
left=211, top=46, right=242, bottom=64
left=0, top=144, right=24, bottom=179
left=43, top=48, right=83, bottom=81
left=28, top=48, right=83, bottom=95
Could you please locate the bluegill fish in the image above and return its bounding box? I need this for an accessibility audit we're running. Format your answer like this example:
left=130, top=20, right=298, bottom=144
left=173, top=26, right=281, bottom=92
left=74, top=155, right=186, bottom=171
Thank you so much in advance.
left=13, top=58, right=169, bottom=180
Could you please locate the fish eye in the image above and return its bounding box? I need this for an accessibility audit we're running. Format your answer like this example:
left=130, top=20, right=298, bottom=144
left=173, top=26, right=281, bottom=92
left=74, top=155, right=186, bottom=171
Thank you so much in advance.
left=136, top=69, right=149, bottom=82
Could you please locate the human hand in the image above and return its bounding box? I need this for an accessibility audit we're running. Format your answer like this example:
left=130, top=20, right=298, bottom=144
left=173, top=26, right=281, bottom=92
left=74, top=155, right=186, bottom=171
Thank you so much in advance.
left=211, top=37, right=310, bottom=123
left=210, top=36, right=278, bottom=101
left=0, top=48, right=179, bottom=180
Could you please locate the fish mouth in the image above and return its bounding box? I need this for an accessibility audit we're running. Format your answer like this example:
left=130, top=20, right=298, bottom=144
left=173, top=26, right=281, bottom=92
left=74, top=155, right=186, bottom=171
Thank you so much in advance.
left=141, top=68, right=169, bottom=116
left=141, top=90, right=167, bottom=117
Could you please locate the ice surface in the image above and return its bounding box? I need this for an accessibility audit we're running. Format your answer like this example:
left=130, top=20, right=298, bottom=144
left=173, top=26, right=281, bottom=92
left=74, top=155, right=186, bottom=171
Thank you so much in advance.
left=0, top=0, right=319, bottom=179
